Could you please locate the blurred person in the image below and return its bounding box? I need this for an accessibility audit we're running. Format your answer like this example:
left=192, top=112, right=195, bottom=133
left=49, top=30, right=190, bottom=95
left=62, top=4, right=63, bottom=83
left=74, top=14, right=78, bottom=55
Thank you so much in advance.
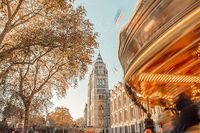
left=158, top=108, right=178, bottom=133
left=159, top=123, right=163, bottom=133
left=0, top=118, right=8, bottom=132
left=11, top=125, right=15, bottom=133
left=171, top=93, right=200, bottom=133
left=144, top=113, right=155, bottom=133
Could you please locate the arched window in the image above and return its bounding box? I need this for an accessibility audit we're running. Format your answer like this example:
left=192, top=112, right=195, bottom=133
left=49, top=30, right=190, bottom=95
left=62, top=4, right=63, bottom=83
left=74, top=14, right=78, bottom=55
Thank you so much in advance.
left=119, top=113, right=121, bottom=122
left=99, top=104, right=104, bottom=113
left=116, top=114, right=118, bottom=123
left=102, top=79, right=105, bottom=84
left=97, top=79, right=105, bottom=86
left=130, top=107, right=133, bottom=120
left=118, top=99, right=121, bottom=108
left=124, top=110, right=127, bottom=122
left=132, top=108, right=135, bottom=120
left=112, top=116, right=115, bottom=124
left=120, top=112, right=122, bottom=123
left=98, top=105, right=104, bottom=126
left=123, top=94, right=126, bottom=104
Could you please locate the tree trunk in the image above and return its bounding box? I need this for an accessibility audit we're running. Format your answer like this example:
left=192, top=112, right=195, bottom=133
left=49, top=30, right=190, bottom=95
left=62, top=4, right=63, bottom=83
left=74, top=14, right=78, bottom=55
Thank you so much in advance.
left=23, top=104, right=30, bottom=133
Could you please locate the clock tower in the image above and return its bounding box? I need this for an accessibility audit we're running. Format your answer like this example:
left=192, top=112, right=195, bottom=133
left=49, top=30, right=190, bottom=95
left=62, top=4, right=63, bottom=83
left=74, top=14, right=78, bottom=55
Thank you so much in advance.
left=86, top=53, right=110, bottom=133
left=94, top=53, right=108, bottom=89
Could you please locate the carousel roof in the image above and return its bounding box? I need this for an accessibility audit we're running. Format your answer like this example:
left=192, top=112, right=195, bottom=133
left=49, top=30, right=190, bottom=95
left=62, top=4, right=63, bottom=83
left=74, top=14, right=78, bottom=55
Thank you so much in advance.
left=118, top=0, right=200, bottom=106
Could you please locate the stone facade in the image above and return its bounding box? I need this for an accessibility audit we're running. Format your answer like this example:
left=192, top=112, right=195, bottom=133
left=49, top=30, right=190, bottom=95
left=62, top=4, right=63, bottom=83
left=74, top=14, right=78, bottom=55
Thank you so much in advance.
left=84, top=104, right=87, bottom=127
left=110, top=82, right=162, bottom=133
left=86, top=53, right=110, bottom=133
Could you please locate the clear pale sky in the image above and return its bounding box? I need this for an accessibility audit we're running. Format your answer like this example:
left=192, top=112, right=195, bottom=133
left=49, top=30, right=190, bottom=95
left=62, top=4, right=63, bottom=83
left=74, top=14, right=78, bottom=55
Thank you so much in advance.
left=51, top=0, right=137, bottom=120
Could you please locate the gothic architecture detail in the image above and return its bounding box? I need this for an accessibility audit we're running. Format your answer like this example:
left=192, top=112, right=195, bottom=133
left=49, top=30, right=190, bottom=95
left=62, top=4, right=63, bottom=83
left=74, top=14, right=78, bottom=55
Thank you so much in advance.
left=110, top=82, right=162, bottom=133
left=86, top=53, right=110, bottom=133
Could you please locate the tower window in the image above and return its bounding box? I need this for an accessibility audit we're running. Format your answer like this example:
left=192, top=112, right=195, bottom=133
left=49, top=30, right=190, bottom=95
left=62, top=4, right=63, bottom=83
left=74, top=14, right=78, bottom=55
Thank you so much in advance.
left=99, top=95, right=104, bottom=100
left=100, top=105, right=103, bottom=110
left=99, top=105, right=104, bottom=114
left=102, top=79, right=105, bottom=85
left=97, top=79, right=105, bottom=86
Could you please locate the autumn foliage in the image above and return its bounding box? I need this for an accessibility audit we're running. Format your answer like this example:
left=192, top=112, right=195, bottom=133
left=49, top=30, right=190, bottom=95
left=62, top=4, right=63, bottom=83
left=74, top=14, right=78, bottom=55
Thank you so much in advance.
left=47, top=107, right=73, bottom=128
left=0, top=0, right=98, bottom=132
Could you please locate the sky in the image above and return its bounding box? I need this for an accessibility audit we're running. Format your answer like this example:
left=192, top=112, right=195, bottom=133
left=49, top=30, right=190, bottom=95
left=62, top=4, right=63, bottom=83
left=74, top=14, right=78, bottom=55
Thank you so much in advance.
left=50, top=0, right=137, bottom=120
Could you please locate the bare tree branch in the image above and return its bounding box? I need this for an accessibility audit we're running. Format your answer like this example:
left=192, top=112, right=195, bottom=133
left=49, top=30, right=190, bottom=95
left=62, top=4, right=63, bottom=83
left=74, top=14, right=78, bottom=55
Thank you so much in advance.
left=33, top=60, right=39, bottom=91
left=5, top=0, right=11, bottom=18
left=9, top=0, right=24, bottom=21
left=12, top=8, right=42, bottom=28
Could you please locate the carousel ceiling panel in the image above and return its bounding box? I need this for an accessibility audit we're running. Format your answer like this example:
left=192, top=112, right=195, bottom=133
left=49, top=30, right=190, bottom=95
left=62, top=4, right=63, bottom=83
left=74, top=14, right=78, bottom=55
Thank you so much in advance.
left=138, top=73, right=200, bottom=84
left=186, top=63, right=200, bottom=75
left=177, top=60, right=200, bottom=74
left=141, top=30, right=199, bottom=75
left=138, top=27, right=200, bottom=74
left=158, top=46, right=199, bottom=74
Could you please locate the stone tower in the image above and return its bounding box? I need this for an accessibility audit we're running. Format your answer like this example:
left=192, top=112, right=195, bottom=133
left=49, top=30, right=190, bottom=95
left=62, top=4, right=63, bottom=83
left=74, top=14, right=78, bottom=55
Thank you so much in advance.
left=87, top=53, right=110, bottom=132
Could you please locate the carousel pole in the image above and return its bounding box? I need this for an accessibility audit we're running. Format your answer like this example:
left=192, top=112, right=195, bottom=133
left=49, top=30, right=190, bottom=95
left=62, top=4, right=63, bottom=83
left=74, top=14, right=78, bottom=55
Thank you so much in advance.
left=147, top=97, right=150, bottom=113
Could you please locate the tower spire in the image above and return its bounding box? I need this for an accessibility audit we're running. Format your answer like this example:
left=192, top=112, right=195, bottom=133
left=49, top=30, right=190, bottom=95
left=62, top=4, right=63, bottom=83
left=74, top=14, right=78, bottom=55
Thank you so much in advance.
left=96, top=51, right=103, bottom=63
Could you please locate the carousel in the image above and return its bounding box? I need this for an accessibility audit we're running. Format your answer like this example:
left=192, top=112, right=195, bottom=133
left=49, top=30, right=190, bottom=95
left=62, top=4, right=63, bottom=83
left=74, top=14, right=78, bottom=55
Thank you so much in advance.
left=118, top=0, right=200, bottom=110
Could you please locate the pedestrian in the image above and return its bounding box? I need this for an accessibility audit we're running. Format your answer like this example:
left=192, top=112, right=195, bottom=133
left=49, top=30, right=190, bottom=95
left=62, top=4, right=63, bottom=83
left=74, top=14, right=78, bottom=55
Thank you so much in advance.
left=159, top=123, right=163, bottom=133
left=11, top=125, right=15, bottom=133
left=0, top=118, right=8, bottom=133
left=171, top=93, right=200, bottom=133
left=158, top=107, right=178, bottom=133
left=144, top=113, right=155, bottom=133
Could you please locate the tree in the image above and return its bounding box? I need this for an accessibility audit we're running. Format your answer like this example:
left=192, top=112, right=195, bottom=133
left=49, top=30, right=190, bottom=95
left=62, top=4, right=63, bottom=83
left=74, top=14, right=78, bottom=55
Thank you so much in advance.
left=29, top=114, right=46, bottom=127
left=47, top=107, right=73, bottom=128
left=0, top=0, right=71, bottom=45
left=0, top=0, right=98, bottom=132
left=0, top=0, right=80, bottom=82
left=2, top=103, right=24, bottom=127
left=75, top=117, right=85, bottom=128
left=3, top=102, right=23, bottom=120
